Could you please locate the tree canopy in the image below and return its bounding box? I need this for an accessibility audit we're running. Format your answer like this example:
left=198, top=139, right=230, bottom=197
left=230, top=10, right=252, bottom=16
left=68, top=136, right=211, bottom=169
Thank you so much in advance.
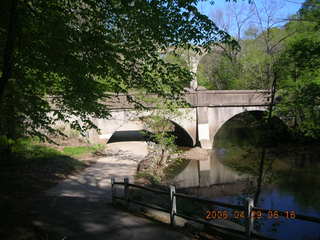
left=299, top=0, right=320, bottom=27
left=275, top=1, right=320, bottom=139
left=0, top=0, right=235, bottom=141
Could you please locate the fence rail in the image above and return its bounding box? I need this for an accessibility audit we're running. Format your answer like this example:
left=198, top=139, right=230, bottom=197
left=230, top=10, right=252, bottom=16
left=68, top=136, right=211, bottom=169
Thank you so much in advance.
left=111, top=177, right=320, bottom=240
left=174, top=192, right=245, bottom=211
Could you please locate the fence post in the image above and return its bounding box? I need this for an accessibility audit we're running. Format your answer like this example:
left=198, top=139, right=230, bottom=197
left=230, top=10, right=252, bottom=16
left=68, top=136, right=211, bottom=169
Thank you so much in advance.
left=124, top=177, right=129, bottom=206
left=170, top=185, right=176, bottom=226
left=111, top=176, right=115, bottom=204
left=245, top=198, right=254, bottom=240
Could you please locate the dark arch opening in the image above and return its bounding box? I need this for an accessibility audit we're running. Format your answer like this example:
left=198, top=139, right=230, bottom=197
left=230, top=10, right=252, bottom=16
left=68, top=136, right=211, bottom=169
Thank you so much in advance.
left=138, top=117, right=194, bottom=147
left=107, top=120, right=194, bottom=147
left=108, top=130, right=154, bottom=143
left=212, top=110, right=290, bottom=182
left=214, top=110, right=289, bottom=149
left=169, top=121, right=194, bottom=147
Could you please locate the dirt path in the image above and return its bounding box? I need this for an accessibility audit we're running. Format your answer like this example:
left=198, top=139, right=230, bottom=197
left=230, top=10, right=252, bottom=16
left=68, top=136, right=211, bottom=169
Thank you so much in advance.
left=32, top=142, right=192, bottom=240
left=47, top=142, right=147, bottom=201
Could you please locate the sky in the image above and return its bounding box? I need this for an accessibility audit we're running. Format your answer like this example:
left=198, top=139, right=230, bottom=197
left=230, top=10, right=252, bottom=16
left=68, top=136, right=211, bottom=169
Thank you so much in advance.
left=197, top=0, right=306, bottom=37
left=197, top=0, right=305, bottom=17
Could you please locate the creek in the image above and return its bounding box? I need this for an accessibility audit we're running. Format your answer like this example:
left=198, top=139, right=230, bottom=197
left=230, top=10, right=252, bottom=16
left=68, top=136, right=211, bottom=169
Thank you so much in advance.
left=173, top=112, right=320, bottom=240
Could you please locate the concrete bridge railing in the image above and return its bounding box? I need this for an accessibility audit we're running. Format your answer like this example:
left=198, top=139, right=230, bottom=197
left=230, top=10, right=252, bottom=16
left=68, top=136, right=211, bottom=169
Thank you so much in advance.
left=104, top=90, right=270, bottom=109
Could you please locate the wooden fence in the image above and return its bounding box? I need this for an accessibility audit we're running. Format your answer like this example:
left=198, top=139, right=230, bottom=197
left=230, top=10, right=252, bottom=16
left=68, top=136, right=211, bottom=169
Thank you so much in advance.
left=111, top=177, right=320, bottom=240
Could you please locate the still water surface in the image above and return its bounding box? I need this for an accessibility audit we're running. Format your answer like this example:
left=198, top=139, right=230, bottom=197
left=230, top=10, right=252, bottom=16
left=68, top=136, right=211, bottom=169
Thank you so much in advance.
left=175, top=147, right=320, bottom=240
left=215, top=185, right=320, bottom=240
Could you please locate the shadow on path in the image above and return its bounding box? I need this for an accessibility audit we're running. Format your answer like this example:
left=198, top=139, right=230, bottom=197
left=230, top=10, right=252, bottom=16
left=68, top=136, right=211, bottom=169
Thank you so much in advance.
left=32, top=196, right=190, bottom=240
left=31, top=152, right=191, bottom=240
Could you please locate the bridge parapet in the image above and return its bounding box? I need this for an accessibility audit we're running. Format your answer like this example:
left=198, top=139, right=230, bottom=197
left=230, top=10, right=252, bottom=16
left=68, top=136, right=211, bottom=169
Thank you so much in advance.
left=104, top=90, right=271, bottom=109
left=186, top=90, right=271, bottom=107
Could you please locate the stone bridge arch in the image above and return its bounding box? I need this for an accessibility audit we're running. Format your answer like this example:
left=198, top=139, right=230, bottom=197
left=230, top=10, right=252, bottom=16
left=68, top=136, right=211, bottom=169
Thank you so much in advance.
left=198, top=107, right=268, bottom=187
left=198, top=106, right=268, bottom=149
left=212, top=109, right=268, bottom=146
left=88, top=108, right=197, bottom=147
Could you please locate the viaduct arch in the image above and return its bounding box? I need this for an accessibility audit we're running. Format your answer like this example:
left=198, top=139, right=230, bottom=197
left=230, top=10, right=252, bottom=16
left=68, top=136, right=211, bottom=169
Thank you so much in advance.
left=165, top=47, right=210, bottom=90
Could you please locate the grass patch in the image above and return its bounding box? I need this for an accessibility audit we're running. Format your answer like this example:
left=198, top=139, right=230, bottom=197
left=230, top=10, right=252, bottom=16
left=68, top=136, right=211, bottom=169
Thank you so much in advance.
left=62, top=144, right=104, bottom=156
left=0, top=139, right=87, bottom=197
left=13, top=141, right=63, bottom=159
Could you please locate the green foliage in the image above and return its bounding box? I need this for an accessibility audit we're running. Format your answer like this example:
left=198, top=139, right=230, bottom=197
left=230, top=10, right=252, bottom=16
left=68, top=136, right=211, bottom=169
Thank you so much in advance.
left=0, top=136, right=62, bottom=159
left=162, top=50, right=192, bottom=88
left=197, top=51, right=240, bottom=89
left=196, top=63, right=214, bottom=89
left=11, top=140, right=63, bottom=159
left=215, top=112, right=274, bottom=148
left=62, top=144, right=104, bottom=156
left=276, top=74, right=320, bottom=139
left=142, top=114, right=180, bottom=177
left=138, top=97, right=184, bottom=180
left=0, top=0, right=234, bottom=142
left=196, top=26, right=287, bottom=90
left=275, top=5, right=320, bottom=139
left=299, top=0, right=320, bottom=28
left=0, top=136, right=103, bottom=160
left=163, top=51, right=189, bottom=69
left=0, top=135, right=15, bottom=150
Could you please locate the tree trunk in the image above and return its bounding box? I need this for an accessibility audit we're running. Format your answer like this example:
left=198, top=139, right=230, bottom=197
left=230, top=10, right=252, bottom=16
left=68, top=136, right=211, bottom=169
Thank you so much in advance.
left=254, top=72, right=278, bottom=205
left=254, top=148, right=266, bottom=204
left=0, top=0, right=18, bottom=100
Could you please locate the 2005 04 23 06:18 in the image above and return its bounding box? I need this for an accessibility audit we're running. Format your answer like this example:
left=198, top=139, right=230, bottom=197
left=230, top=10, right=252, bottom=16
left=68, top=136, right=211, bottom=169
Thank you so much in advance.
left=205, top=210, right=296, bottom=220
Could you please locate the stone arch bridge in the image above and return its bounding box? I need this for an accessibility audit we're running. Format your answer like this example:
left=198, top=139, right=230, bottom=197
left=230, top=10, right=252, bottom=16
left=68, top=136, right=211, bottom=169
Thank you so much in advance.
left=88, top=90, right=271, bottom=150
